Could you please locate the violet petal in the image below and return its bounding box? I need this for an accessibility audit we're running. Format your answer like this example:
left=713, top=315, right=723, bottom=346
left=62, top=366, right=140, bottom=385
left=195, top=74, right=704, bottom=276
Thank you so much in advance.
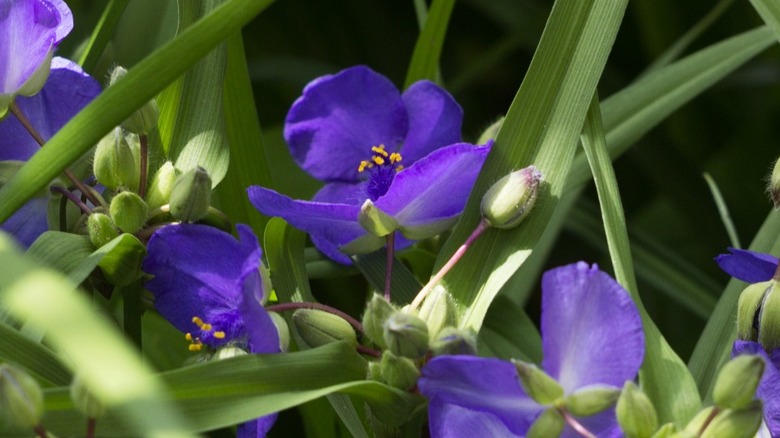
left=716, top=248, right=778, bottom=283
left=399, top=80, right=463, bottom=165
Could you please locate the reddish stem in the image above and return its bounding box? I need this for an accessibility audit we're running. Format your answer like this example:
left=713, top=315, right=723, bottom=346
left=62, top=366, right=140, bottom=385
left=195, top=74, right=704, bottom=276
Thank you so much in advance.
left=559, top=409, right=596, bottom=438
left=87, top=417, right=97, bottom=438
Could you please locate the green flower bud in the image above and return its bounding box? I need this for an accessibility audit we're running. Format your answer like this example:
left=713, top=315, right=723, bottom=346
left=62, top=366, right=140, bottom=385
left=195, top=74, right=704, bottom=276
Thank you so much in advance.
left=292, top=309, right=357, bottom=348
left=769, top=157, right=780, bottom=209
left=109, top=191, right=148, bottom=233
left=651, top=423, right=682, bottom=438
left=481, top=165, right=542, bottom=229
left=713, top=355, right=764, bottom=410
left=701, top=402, right=763, bottom=438
left=87, top=213, right=119, bottom=249
left=616, top=381, right=658, bottom=438
left=512, top=359, right=563, bottom=405
left=269, top=312, right=290, bottom=352
left=430, top=327, right=477, bottom=356
left=737, top=281, right=772, bottom=341
left=146, top=162, right=179, bottom=211
left=110, top=66, right=160, bottom=135
left=759, top=283, right=780, bottom=351
left=377, top=350, right=419, bottom=389
left=213, top=346, right=248, bottom=360
left=564, top=384, right=620, bottom=417
left=69, top=374, right=106, bottom=419
left=93, top=127, right=136, bottom=191
left=0, top=364, right=43, bottom=428
left=383, top=312, right=429, bottom=359
left=527, top=408, right=564, bottom=438
left=417, top=285, right=457, bottom=342
left=683, top=406, right=716, bottom=435
left=169, top=166, right=212, bottom=222
left=359, top=199, right=399, bottom=237
left=368, top=361, right=382, bottom=381
left=477, top=117, right=504, bottom=145
left=362, top=294, right=398, bottom=349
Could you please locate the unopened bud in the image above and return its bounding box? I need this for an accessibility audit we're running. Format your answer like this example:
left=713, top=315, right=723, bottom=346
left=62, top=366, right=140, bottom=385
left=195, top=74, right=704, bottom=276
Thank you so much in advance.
left=110, top=66, right=159, bottom=135
left=417, top=285, right=456, bottom=342
left=94, top=127, right=136, bottom=191
left=652, top=423, right=682, bottom=438
left=564, top=384, right=620, bottom=417
left=713, top=355, right=764, bottom=410
left=169, top=166, right=212, bottom=222
left=512, top=359, right=563, bottom=405
left=527, top=408, right=564, bottom=438
left=362, top=294, right=398, bottom=349
left=359, top=200, right=398, bottom=237
left=383, top=312, right=429, bottom=359
left=378, top=350, right=419, bottom=389
left=292, top=309, right=357, bottom=348
left=737, top=281, right=772, bottom=341
left=616, top=381, right=658, bottom=438
left=759, top=283, right=780, bottom=351
left=477, top=117, right=503, bottom=145
left=109, top=191, right=148, bottom=233
left=481, top=165, right=542, bottom=229
left=430, top=327, right=477, bottom=356
left=769, top=157, right=780, bottom=209
left=269, top=312, right=290, bottom=352
left=684, top=406, right=717, bottom=435
left=701, top=402, right=763, bottom=438
left=70, top=374, right=106, bottom=419
left=0, top=364, right=43, bottom=428
left=146, top=162, right=178, bottom=211
left=87, top=213, right=119, bottom=248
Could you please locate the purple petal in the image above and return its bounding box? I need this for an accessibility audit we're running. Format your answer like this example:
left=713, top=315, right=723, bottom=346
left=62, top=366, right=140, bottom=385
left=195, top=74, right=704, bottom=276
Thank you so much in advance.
left=313, top=181, right=364, bottom=206
left=560, top=392, right=622, bottom=438
left=419, top=356, right=541, bottom=435
left=238, top=263, right=280, bottom=354
left=284, top=66, right=408, bottom=182
left=375, top=143, right=490, bottom=239
left=236, top=414, right=278, bottom=438
left=716, top=248, right=778, bottom=283
left=427, top=403, right=519, bottom=438
left=143, top=224, right=263, bottom=347
left=540, top=262, right=644, bottom=393
left=0, top=0, right=72, bottom=97
left=399, top=80, right=463, bottom=165
left=733, top=341, right=780, bottom=435
left=0, top=196, right=48, bottom=247
left=0, top=57, right=101, bottom=161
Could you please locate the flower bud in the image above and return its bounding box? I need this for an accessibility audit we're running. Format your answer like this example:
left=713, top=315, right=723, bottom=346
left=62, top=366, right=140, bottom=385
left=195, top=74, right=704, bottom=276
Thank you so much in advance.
left=481, top=165, right=542, bottom=229
left=87, top=213, right=119, bottom=249
left=359, top=199, right=399, bottom=237
left=477, top=117, right=503, bottom=145
left=512, top=359, right=563, bottom=405
left=146, top=162, right=179, bottom=211
left=383, top=312, right=429, bottom=359
left=169, top=166, right=212, bottom=222
left=417, top=285, right=456, bottom=342
left=652, top=423, right=681, bottom=438
left=684, top=406, right=717, bottom=435
left=564, top=384, right=620, bottom=417
left=109, top=191, right=148, bottom=233
left=526, top=408, right=564, bottom=438
left=269, top=312, right=290, bottom=352
left=292, top=309, right=357, bottom=348
left=758, top=283, right=780, bottom=351
left=70, top=374, right=106, bottom=419
left=430, top=327, right=477, bottom=356
left=700, top=402, right=763, bottom=438
left=769, top=157, right=780, bottom=209
left=616, top=381, right=658, bottom=438
left=110, top=66, right=160, bottom=135
left=737, top=281, right=772, bottom=341
left=94, top=127, right=136, bottom=191
left=213, top=346, right=248, bottom=360
left=362, top=293, right=398, bottom=349
left=377, top=350, right=419, bottom=389
left=713, top=355, right=764, bottom=410
left=0, top=364, right=43, bottom=428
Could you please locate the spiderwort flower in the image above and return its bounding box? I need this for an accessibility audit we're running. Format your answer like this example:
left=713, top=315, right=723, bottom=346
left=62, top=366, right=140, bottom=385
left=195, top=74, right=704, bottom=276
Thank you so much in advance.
left=732, top=341, right=780, bottom=437
left=0, top=0, right=73, bottom=115
left=418, top=262, right=645, bottom=437
left=142, top=223, right=280, bottom=436
left=715, top=248, right=778, bottom=283
left=247, top=66, right=491, bottom=264
left=0, top=57, right=101, bottom=247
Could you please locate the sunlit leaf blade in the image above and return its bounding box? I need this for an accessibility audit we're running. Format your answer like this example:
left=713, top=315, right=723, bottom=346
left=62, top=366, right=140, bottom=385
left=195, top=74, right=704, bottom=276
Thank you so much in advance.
left=477, top=294, right=541, bottom=363
left=404, top=0, right=455, bottom=87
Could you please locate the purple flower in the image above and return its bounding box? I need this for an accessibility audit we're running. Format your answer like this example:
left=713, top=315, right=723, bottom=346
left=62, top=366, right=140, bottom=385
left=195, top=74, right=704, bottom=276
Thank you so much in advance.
left=247, top=66, right=491, bottom=264
left=0, top=0, right=73, bottom=113
left=0, top=57, right=101, bottom=247
left=732, top=340, right=780, bottom=436
left=142, top=224, right=280, bottom=436
left=715, top=248, right=778, bottom=283
left=418, top=262, right=645, bottom=437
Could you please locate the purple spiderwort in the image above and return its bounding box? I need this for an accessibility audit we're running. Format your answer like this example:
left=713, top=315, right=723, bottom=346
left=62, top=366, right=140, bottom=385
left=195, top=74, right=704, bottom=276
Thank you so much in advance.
left=715, top=248, right=778, bottom=283
left=142, top=224, right=280, bottom=436
left=732, top=341, right=780, bottom=437
left=247, top=66, right=490, bottom=264
left=0, top=0, right=73, bottom=115
left=418, top=262, right=645, bottom=437
left=0, top=57, right=101, bottom=247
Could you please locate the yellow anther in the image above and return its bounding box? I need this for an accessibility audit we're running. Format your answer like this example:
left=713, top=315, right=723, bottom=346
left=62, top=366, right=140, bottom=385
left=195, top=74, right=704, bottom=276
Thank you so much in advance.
left=188, top=343, right=203, bottom=352
left=185, top=333, right=193, bottom=341
left=371, top=145, right=389, bottom=157
left=358, top=160, right=373, bottom=173
left=213, top=331, right=226, bottom=339
left=395, top=165, right=404, bottom=172
left=372, top=156, right=385, bottom=166
left=201, top=323, right=212, bottom=331
left=389, top=152, right=402, bottom=164
left=192, top=316, right=203, bottom=325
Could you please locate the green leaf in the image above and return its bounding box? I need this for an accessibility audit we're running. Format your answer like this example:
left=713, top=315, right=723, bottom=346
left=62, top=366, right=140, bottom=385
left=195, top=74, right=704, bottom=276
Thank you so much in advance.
left=353, top=249, right=422, bottom=305
left=0, top=322, right=71, bottom=386
left=96, top=234, right=147, bottom=287
left=27, top=231, right=94, bottom=278
left=78, top=0, right=131, bottom=73
left=404, top=0, right=455, bottom=87
left=0, top=0, right=277, bottom=224
left=478, top=294, right=542, bottom=363
left=750, top=0, right=780, bottom=40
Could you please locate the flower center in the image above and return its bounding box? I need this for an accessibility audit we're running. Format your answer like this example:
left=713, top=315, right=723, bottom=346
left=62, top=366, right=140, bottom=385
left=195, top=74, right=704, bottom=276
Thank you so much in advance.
left=185, top=316, right=227, bottom=351
left=357, top=145, right=403, bottom=201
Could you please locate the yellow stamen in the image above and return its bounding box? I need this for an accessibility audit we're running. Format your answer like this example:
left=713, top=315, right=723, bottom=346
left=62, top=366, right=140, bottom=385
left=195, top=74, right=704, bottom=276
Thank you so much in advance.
left=192, top=316, right=203, bottom=325
left=372, top=156, right=385, bottom=166
left=395, top=165, right=404, bottom=172
left=213, top=331, right=226, bottom=339
left=188, top=344, right=203, bottom=352
left=185, top=333, right=193, bottom=341
left=371, top=145, right=389, bottom=157
left=201, top=323, right=212, bottom=331
left=389, top=152, right=402, bottom=164
left=358, top=160, right=373, bottom=173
